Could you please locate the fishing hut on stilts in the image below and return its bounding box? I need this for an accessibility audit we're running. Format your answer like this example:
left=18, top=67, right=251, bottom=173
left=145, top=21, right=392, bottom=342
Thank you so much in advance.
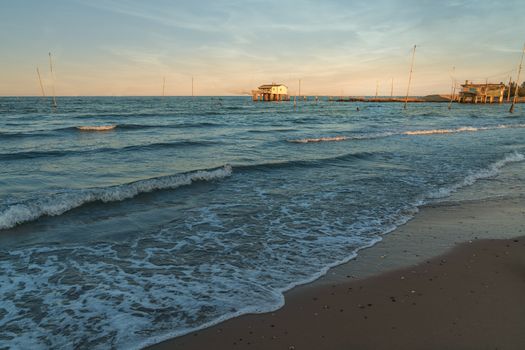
left=458, top=81, right=506, bottom=103
left=252, top=83, right=289, bottom=102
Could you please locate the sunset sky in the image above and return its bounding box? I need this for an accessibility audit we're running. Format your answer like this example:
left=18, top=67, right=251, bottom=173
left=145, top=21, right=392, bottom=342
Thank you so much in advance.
left=1, top=0, right=524, bottom=96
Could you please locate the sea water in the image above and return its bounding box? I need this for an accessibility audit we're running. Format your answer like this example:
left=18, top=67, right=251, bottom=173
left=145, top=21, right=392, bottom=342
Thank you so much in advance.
left=0, top=97, right=524, bottom=349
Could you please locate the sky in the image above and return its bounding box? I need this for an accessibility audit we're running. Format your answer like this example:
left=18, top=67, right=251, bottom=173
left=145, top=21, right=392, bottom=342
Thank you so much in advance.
left=0, top=0, right=524, bottom=96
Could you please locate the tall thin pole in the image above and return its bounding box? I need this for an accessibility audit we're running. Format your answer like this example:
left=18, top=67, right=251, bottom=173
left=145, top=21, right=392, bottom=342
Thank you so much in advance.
left=484, top=78, right=488, bottom=103
left=36, top=67, right=46, bottom=97
left=510, top=43, right=525, bottom=113
left=375, top=80, right=379, bottom=98
left=390, top=77, right=394, bottom=97
left=404, top=45, right=417, bottom=110
left=162, top=76, right=166, bottom=97
left=48, top=52, right=57, bottom=108
left=298, top=79, right=301, bottom=98
left=448, top=66, right=455, bottom=110
left=507, top=76, right=512, bottom=102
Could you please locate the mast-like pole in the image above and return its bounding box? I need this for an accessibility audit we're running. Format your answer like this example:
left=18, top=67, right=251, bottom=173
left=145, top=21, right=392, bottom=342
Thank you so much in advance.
left=48, top=52, right=57, bottom=108
left=507, top=76, right=512, bottom=102
left=448, top=66, right=455, bottom=110
left=36, top=67, right=46, bottom=97
left=375, top=80, right=379, bottom=98
left=390, top=77, right=394, bottom=97
left=298, top=79, right=301, bottom=98
left=404, top=45, right=417, bottom=110
left=510, top=44, right=525, bottom=113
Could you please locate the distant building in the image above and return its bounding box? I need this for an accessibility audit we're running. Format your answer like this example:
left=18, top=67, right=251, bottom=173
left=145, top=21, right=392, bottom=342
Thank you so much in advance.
left=458, top=81, right=505, bottom=103
left=252, top=83, right=289, bottom=101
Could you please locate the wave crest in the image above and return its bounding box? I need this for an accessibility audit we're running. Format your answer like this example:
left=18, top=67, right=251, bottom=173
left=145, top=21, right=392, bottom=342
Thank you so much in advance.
left=427, top=151, right=525, bottom=199
left=77, top=125, right=117, bottom=131
left=0, top=165, right=232, bottom=230
left=288, top=124, right=525, bottom=144
left=404, top=126, right=479, bottom=135
left=288, top=136, right=348, bottom=143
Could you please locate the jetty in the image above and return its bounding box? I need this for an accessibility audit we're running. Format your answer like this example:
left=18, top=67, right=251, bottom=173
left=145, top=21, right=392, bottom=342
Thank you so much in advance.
left=333, top=95, right=451, bottom=103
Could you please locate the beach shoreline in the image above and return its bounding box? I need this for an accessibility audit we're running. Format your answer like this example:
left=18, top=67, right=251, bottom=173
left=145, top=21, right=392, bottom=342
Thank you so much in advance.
left=147, top=192, right=525, bottom=349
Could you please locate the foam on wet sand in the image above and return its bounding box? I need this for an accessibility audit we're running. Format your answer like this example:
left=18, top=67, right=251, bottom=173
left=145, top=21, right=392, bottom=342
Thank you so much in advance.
left=148, top=193, right=525, bottom=350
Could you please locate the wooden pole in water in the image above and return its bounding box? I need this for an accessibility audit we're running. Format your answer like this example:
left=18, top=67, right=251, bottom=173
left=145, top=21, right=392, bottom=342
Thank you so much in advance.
left=510, top=43, right=525, bottom=113
left=162, top=76, right=166, bottom=97
left=448, top=66, right=455, bottom=110
left=404, top=45, right=416, bottom=110
left=390, top=77, right=394, bottom=97
left=36, top=67, right=46, bottom=97
left=484, top=78, right=489, bottom=104
left=48, top=52, right=57, bottom=108
left=507, top=76, right=512, bottom=102
left=375, top=80, right=379, bottom=99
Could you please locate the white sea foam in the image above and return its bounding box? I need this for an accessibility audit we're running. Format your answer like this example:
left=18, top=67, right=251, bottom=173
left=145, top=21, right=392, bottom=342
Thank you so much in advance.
left=288, top=136, right=348, bottom=143
left=290, top=124, right=525, bottom=144
left=403, top=126, right=479, bottom=135
left=2, top=152, right=524, bottom=350
left=138, top=151, right=525, bottom=348
left=0, top=165, right=232, bottom=230
left=427, top=151, right=525, bottom=199
left=76, top=125, right=117, bottom=131
left=405, top=124, right=525, bottom=136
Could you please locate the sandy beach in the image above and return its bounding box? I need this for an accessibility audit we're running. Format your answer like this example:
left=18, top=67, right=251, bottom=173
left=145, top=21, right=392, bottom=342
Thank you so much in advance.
left=148, top=193, right=525, bottom=350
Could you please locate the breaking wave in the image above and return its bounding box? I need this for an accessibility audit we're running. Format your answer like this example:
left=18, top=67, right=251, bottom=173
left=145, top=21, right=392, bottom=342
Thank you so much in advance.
left=0, top=165, right=232, bottom=230
left=289, top=124, right=525, bottom=144
left=404, top=126, right=478, bottom=135
left=288, top=136, right=348, bottom=143
left=76, top=125, right=117, bottom=131
left=0, top=122, right=225, bottom=139
left=404, top=124, right=525, bottom=136
left=426, top=151, right=525, bottom=199
left=287, top=133, right=394, bottom=143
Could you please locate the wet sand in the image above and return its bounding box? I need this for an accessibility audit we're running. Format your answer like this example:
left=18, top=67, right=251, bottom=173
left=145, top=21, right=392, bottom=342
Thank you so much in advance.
left=147, top=196, right=525, bottom=350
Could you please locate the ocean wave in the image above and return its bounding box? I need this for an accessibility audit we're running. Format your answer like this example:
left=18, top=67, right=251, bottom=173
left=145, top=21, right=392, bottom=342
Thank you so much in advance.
left=404, top=124, right=525, bottom=136
left=76, top=125, right=116, bottom=131
left=137, top=152, right=525, bottom=348
left=0, top=140, right=215, bottom=161
left=0, top=150, right=67, bottom=160
left=120, top=121, right=224, bottom=129
left=0, top=122, right=225, bottom=139
left=426, top=151, right=525, bottom=199
left=0, top=165, right=232, bottom=230
left=289, top=124, right=525, bottom=144
left=119, top=140, right=216, bottom=152
left=403, top=126, right=479, bottom=135
left=235, top=151, right=381, bottom=173
left=288, top=136, right=348, bottom=143
left=248, top=128, right=296, bottom=134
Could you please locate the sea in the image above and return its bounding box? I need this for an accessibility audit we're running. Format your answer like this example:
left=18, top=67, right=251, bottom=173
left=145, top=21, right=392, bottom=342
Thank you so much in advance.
left=0, top=96, right=524, bottom=349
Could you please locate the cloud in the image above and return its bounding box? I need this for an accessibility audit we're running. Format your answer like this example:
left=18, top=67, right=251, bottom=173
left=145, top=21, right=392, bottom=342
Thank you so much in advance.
left=1, top=0, right=525, bottom=95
